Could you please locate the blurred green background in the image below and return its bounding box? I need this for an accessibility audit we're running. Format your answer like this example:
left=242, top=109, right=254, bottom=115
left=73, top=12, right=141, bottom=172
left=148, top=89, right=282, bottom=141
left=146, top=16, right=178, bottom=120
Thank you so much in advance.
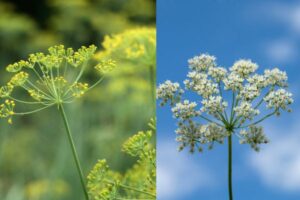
left=0, top=0, right=155, bottom=199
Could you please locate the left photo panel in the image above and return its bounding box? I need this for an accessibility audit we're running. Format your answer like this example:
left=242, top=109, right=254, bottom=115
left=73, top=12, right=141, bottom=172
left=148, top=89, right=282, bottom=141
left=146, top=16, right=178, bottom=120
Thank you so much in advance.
left=0, top=1, right=156, bottom=200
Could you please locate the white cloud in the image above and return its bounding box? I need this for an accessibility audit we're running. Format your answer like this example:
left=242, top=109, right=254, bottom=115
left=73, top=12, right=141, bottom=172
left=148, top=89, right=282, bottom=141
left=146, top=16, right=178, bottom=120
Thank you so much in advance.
left=266, top=3, right=300, bottom=34
left=249, top=122, right=300, bottom=191
left=157, top=140, right=214, bottom=200
left=263, top=39, right=297, bottom=63
left=249, top=2, right=300, bottom=64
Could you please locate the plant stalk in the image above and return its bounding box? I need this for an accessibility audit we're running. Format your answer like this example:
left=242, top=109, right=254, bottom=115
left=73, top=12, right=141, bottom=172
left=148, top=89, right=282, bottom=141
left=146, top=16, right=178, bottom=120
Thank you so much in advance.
left=149, top=65, right=155, bottom=106
left=58, top=104, right=89, bottom=200
left=228, top=134, right=233, bottom=200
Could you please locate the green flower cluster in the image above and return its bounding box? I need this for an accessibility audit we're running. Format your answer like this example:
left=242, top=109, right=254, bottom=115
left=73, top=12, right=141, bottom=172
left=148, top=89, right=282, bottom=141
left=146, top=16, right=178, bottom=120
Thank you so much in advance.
left=87, top=119, right=156, bottom=200
left=0, top=44, right=116, bottom=124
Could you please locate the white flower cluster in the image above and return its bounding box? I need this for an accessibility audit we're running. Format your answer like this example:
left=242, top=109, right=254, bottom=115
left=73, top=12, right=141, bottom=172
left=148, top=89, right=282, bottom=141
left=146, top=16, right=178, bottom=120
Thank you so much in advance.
left=175, top=121, right=227, bottom=153
left=172, top=100, right=200, bottom=120
left=230, top=59, right=258, bottom=78
left=184, top=72, right=219, bottom=98
left=175, top=120, right=202, bottom=153
left=199, top=123, right=227, bottom=149
left=188, top=54, right=216, bottom=71
left=223, top=72, right=244, bottom=91
left=201, top=96, right=228, bottom=118
left=208, top=67, right=228, bottom=82
left=239, top=126, right=269, bottom=151
left=156, top=80, right=183, bottom=106
left=264, top=68, right=287, bottom=87
left=238, top=84, right=260, bottom=101
left=264, top=89, right=293, bottom=111
left=234, top=101, right=259, bottom=120
left=247, top=74, right=266, bottom=88
left=157, top=53, right=293, bottom=153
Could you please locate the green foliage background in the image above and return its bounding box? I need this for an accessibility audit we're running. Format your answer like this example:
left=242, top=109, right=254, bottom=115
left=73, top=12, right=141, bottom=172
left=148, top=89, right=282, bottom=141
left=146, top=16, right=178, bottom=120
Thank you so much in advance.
left=0, top=0, right=155, bottom=199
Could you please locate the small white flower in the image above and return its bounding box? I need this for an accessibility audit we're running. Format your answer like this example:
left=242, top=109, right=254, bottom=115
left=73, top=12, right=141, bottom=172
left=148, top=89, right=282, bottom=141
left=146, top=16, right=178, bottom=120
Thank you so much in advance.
left=230, top=59, right=258, bottom=78
left=201, top=96, right=228, bottom=116
left=264, top=68, right=287, bottom=87
left=156, top=80, right=184, bottom=106
left=247, top=74, right=266, bottom=88
left=238, top=84, right=260, bottom=101
left=208, top=67, right=227, bottom=82
left=264, top=88, right=293, bottom=110
left=172, top=100, right=200, bottom=120
left=184, top=72, right=219, bottom=98
left=199, top=123, right=226, bottom=143
left=223, top=72, right=244, bottom=91
left=188, top=54, right=216, bottom=72
left=234, top=101, right=260, bottom=120
left=239, top=126, right=269, bottom=151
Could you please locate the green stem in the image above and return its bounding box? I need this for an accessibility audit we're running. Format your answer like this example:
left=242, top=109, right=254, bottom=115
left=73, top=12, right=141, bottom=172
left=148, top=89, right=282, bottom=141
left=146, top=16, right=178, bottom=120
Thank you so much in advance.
left=230, top=92, right=236, bottom=124
left=58, top=104, right=89, bottom=200
left=199, top=115, right=223, bottom=127
left=14, top=104, right=54, bottom=115
left=228, top=134, right=233, bottom=200
left=104, top=179, right=156, bottom=197
left=238, top=110, right=277, bottom=129
left=149, top=65, right=155, bottom=113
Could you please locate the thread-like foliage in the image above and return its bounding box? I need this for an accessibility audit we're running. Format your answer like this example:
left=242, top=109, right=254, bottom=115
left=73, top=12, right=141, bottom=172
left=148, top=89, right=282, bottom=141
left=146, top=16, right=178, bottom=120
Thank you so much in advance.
left=87, top=119, right=156, bottom=200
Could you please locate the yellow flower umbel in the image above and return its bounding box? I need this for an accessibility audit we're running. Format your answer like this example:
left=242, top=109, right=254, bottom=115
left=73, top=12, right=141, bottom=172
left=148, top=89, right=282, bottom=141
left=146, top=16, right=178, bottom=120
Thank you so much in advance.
left=87, top=119, right=156, bottom=200
left=0, top=44, right=116, bottom=200
left=0, top=44, right=116, bottom=123
left=97, top=28, right=156, bottom=67
left=96, top=27, right=156, bottom=103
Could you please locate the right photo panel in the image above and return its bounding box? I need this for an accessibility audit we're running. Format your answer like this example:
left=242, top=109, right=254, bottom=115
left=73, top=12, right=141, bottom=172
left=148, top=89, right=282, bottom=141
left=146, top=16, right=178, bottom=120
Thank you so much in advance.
left=157, top=1, right=299, bottom=200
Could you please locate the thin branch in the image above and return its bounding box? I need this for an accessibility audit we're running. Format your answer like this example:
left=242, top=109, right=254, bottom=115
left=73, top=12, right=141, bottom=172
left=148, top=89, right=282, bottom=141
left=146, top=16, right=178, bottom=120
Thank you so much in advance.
left=87, top=77, right=105, bottom=92
left=8, top=96, right=48, bottom=105
left=103, top=180, right=155, bottom=197
left=229, top=92, right=235, bottom=124
left=199, top=115, right=224, bottom=127
left=237, top=110, right=277, bottom=129
left=14, top=104, right=54, bottom=115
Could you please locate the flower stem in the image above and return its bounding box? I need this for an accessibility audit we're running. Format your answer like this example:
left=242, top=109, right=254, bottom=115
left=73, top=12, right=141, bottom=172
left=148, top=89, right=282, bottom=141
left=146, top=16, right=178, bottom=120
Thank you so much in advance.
left=103, top=179, right=156, bottom=197
left=149, top=65, right=155, bottom=106
left=228, top=134, right=233, bottom=200
left=58, top=104, right=89, bottom=200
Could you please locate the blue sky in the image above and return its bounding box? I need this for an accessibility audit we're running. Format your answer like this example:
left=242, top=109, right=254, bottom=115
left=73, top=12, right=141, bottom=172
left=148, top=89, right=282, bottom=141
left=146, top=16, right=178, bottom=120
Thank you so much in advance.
left=157, top=0, right=300, bottom=199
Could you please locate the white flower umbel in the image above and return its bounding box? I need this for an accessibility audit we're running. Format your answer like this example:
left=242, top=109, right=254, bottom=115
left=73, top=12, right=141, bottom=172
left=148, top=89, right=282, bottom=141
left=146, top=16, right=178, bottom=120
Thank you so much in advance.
left=172, top=100, right=200, bottom=120
left=234, top=101, right=259, bottom=121
left=156, top=80, right=183, bottom=106
left=188, top=54, right=216, bottom=72
left=238, top=84, right=260, bottom=101
left=230, top=59, right=258, bottom=78
left=157, top=54, right=292, bottom=152
left=184, top=72, right=219, bottom=98
left=157, top=53, right=293, bottom=200
left=264, top=68, right=288, bottom=87
left=223, top=72, right=244, bottom=91
left=264, top=88, right=293, bottom=111
left=201, top=96, right=228, bottom=119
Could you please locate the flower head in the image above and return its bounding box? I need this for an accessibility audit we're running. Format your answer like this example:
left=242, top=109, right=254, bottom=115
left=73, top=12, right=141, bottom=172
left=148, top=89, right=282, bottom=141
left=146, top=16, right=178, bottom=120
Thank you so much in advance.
left=172, top=100, right=200, bottom=120
left=264, top=68, right=288, bottom=87
left=188, top=54, right=216, bottom=72
left=157, top=53, right=293, bottom=152
left=234, top=101, right=259, bottom=120
left=230, top=59, right=258, bottom=78
left=184, top=72, right=219, bottom=98
left=0, top=44, right=116, bottom=124
left=96, top=28, right=156, bottom=67
left=239, top=126, right=269, bottom=152
left=156, top=80, right=183, bottom=106
left=223, top=72, right=244, bottom=91
left=264, top=89, right=293, bottom=111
